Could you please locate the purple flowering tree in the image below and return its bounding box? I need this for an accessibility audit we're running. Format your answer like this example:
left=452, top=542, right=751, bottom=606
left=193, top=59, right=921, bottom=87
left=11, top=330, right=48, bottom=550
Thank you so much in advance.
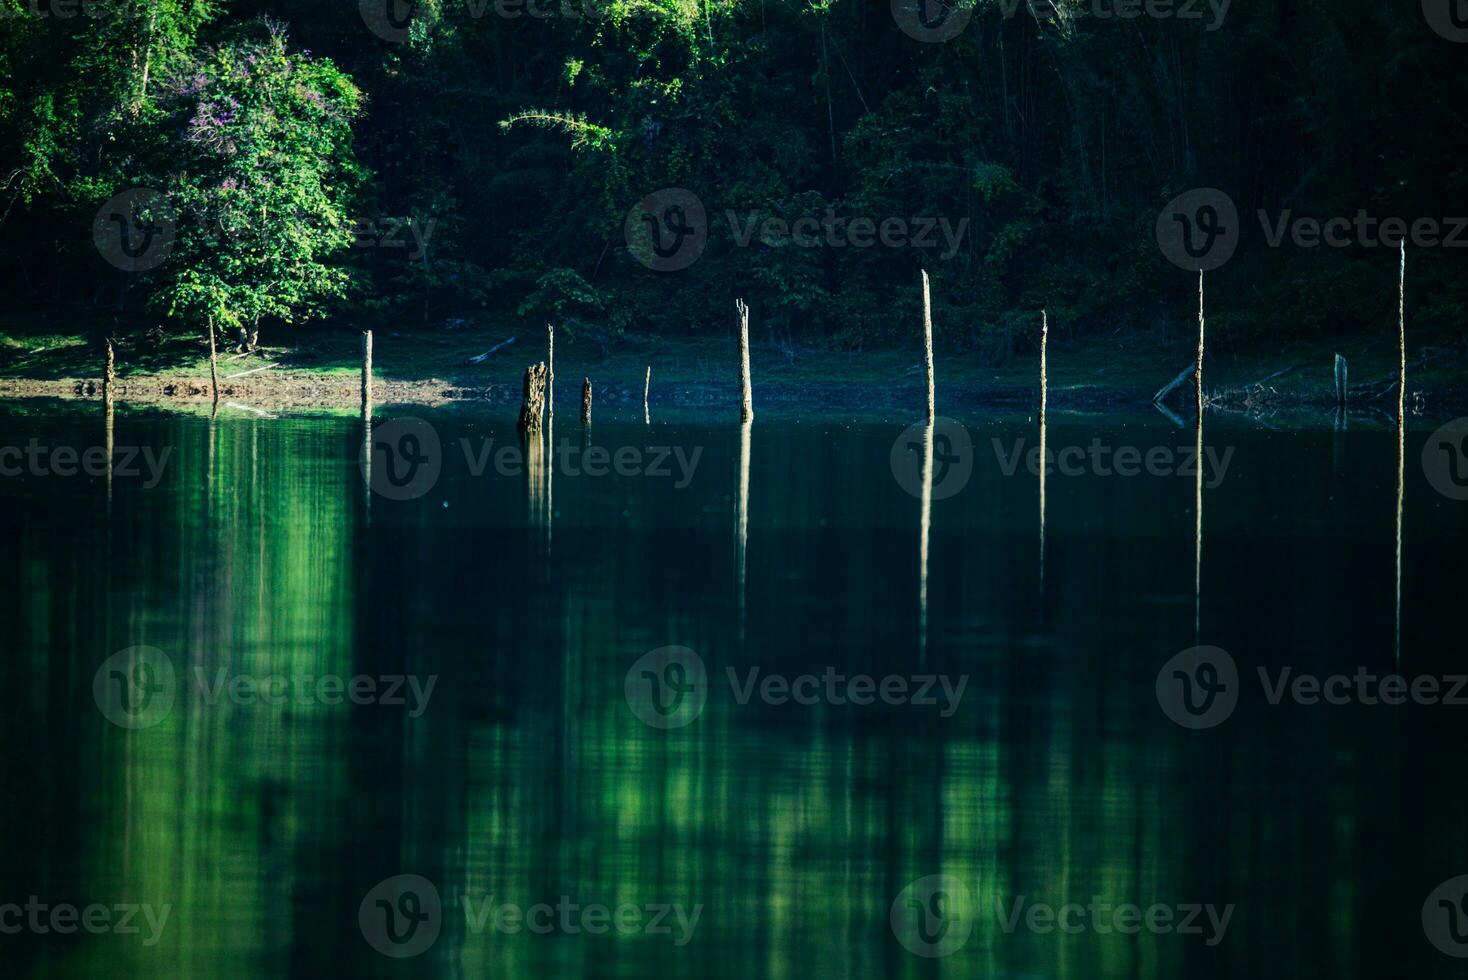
left=159, top=18, right=363, bottom=352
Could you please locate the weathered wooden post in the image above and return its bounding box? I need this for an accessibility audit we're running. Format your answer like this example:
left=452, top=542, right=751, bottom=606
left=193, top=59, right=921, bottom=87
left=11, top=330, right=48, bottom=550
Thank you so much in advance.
left=103, top=337, right=116, bottom=411
left=736, top=299, right=753, bottom=422
left=643, top=366, right=651, bottom=424
left=1334, top=353, right=1348, bottom=409
left=546, top=322, right=555, bottom=421
left=1039, top=310, right=1048, bottom=425
left=362, top=329, right=373, bottom=414
left=207, top=317, right=220, bottom=412
left=581, top=377, right=592, bottom=425
left=518, top=362, right=547, bottom=436
left=921, top=270, right=935, bottom=422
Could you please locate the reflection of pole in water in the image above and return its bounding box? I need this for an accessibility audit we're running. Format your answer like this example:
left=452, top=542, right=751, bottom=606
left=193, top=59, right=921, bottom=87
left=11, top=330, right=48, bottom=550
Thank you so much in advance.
left=104, top=395, right=115, bottom=513
left=527, top=419, right=547, bottom=532
left=1194, top=271, right=1205, bottom=641
left=919, top=423, right=934, bottom=665
left=545, top=408, right=554, bottom=557
left=736, top=421, right=751, bottom=645
left=362, top=385, right=373, bottom=518
left=1391, top=240, right=1403, bottom=663
left=1039, top=311, right=1048, bottom=591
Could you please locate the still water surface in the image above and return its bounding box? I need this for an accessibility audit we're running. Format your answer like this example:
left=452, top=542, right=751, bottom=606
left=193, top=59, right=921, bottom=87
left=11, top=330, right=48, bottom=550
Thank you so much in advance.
left=1, top=401, right=1465, bottom=978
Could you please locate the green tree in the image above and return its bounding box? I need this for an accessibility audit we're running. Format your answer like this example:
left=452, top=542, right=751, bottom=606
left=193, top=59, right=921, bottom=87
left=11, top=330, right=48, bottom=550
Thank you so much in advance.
left=159, top=17, right=363, bottom=351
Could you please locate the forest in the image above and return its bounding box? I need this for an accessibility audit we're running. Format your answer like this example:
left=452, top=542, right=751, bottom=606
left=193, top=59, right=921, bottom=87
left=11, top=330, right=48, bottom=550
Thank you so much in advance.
left=2, top=0, right=1464, bottom=359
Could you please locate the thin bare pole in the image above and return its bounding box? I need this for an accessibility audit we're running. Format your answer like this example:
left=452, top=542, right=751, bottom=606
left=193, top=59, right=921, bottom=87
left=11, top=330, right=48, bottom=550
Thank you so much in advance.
left=643, top=366, right=651, bottom=424
left=581, top=377, right=592, bottom=426
left=922, top=270, right=935, bottom=422
left=546, top=322, right=555, bottom=421
left=361, top=330, right=373, bottom=415
left=207, top=317, right=220, bottom=414
left=737, top=299, right=753, bottom=422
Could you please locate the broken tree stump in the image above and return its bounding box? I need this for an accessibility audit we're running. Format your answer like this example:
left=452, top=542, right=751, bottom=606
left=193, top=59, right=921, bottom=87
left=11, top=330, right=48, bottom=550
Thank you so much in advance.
left=518, top=362, right=547, bottom=436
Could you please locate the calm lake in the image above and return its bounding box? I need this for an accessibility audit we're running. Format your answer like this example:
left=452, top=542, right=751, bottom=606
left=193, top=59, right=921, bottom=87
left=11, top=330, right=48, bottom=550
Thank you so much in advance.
left=2, top=400, right=1466, bottom=978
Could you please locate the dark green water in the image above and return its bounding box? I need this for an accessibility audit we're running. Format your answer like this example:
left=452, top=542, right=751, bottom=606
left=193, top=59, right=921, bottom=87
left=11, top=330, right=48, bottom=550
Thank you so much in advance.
left=2, top=401, right=1467, bottom=978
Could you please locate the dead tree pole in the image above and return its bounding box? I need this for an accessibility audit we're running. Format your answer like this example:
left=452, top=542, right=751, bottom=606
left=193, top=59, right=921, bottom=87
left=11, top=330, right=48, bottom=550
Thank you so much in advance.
left=922, top=270, right=935, bottom=422
left=581, top=377, right=592, bottom=425
left=362, top=330, right=373, bottom=415
left=737, top=299, right=753, bottom=422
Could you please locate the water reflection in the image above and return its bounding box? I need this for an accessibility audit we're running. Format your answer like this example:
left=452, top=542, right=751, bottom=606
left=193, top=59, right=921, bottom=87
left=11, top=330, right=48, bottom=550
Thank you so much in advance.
left=0, top=407, right=1463, bottom=979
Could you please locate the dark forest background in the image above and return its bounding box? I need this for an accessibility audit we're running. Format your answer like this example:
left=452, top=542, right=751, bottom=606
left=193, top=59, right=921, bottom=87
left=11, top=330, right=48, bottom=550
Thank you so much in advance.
left=1, top=0, right=1465, bottom=358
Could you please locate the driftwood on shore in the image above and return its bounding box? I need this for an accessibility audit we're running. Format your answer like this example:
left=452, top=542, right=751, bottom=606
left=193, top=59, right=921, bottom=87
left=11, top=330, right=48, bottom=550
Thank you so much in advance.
left=464, top=335, right=515, bottom=365
left=1152, top=363, right=1196, bottom=406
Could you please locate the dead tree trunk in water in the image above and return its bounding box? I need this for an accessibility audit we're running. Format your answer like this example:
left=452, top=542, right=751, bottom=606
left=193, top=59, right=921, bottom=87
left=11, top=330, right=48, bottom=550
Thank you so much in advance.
left=518, top=363, right=547, bottom=437
left=922, top=270, right=935, bottom=422
left=1334, top=354, right=1348, bottom=408
left=207, top=318, right=220, bottom=412
left=104, top=338, right=116, bottom=410
left=362, top=330, right=373, bottom=415
left=737, top=299, right=753, bottom=422
left=581, top=377, right=592, bottom=425
left=1039, top=310, right=1048, bottom=425
left=643, top=366, right=651, bottom=424
left=546, top=322, right=555, bottom=422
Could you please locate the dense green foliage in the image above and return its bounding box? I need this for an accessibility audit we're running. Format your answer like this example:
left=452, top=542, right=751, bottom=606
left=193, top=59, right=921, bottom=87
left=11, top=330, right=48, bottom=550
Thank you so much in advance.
left=1, top=0, right=1464, bottom=355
